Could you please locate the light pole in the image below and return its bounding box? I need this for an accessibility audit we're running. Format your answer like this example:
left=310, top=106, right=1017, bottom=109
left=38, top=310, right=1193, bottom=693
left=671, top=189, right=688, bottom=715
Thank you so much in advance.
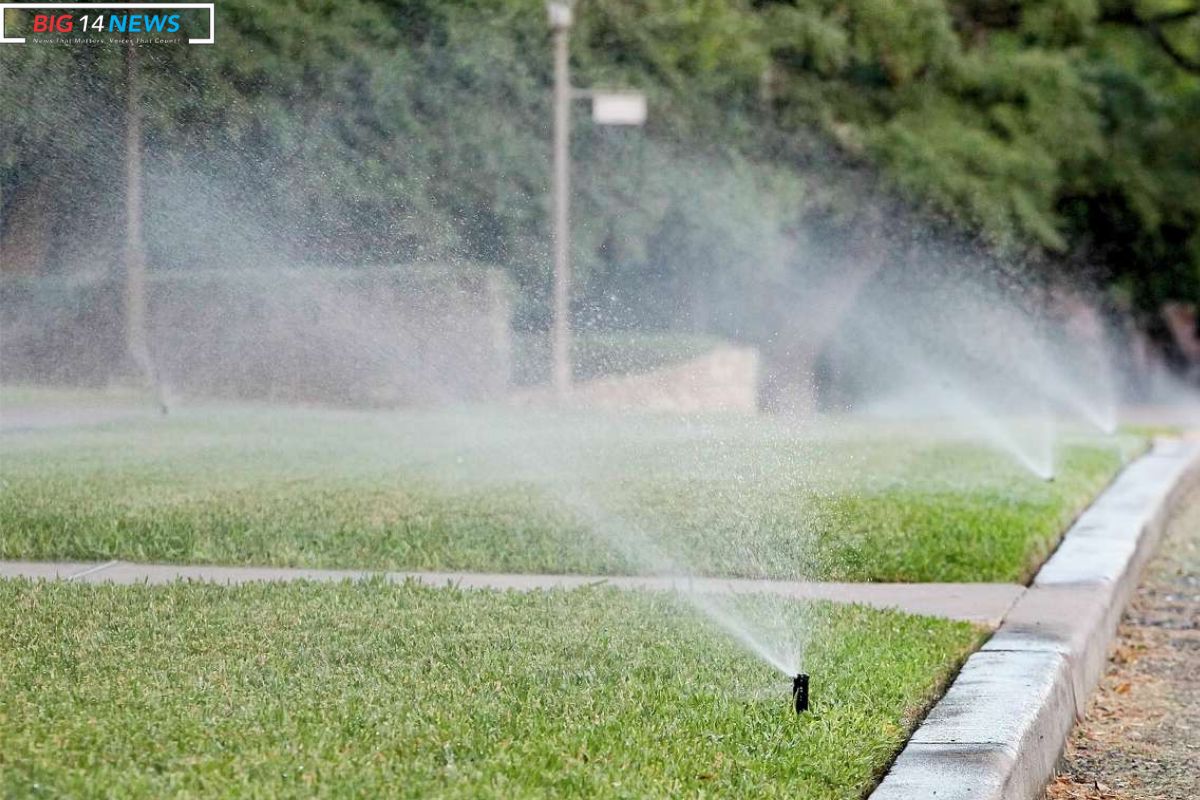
left=124, top=41, right=168, bottom=414
left=548, top=1, right=572, bottom=397
left=124, top=39, right=148, bottom=379
left=545, top=1, right=647, bottom=398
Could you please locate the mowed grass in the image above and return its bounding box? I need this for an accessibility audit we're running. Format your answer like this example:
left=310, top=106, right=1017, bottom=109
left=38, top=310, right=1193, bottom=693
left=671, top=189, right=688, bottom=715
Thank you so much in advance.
left=0, top=403, right=1142, bottom=582
left=0, top=579, right=982, bottom=798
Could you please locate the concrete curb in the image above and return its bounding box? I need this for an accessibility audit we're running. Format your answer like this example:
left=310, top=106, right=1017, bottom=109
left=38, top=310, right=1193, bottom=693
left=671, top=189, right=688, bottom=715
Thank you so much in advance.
left=870, top=438, right=1200, bottom=800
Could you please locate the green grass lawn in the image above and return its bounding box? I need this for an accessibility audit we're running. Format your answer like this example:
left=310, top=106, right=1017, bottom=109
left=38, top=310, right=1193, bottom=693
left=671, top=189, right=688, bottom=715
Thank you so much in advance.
left=0, top=579, right=982, bottom=798
left=0, top=402, right=1142, bottom=582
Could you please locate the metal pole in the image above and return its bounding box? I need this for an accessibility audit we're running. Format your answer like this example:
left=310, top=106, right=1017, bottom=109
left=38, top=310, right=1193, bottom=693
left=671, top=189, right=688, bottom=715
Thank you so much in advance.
left=123, top=42, right=168, bottom=414
left=550, top=17, right=571, bottom=396
left=124, top=40, right=148, bottom=375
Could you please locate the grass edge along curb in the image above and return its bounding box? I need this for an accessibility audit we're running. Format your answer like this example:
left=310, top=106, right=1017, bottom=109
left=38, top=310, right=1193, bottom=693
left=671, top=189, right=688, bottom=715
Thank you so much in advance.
left=869, top=439, right=1200, bottom=800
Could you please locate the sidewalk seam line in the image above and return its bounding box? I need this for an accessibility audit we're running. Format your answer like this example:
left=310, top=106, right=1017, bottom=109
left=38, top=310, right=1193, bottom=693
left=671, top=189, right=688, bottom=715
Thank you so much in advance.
left=67, top=560, right=121, bottom=580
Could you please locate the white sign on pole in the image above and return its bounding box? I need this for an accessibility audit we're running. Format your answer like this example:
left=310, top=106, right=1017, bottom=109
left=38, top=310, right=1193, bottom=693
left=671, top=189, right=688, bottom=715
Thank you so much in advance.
left=591, top=92, right=647, bottom=126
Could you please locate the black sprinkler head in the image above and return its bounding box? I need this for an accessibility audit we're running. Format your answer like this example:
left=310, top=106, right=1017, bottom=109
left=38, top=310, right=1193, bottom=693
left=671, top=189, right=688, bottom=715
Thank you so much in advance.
left=792, top=673, right=809, bottom=714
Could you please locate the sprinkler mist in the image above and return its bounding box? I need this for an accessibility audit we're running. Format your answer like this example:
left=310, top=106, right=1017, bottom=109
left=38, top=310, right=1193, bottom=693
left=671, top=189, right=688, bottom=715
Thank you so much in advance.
left=792, top=673, right=809, bottom=714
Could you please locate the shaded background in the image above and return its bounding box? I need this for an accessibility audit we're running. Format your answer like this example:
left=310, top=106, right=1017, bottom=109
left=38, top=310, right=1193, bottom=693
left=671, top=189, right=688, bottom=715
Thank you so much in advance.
left=1, top=0, right=1198, bottom=406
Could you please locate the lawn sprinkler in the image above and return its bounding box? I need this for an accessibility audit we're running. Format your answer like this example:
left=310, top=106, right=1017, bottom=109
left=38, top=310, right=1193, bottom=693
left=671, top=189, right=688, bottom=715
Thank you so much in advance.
left=792, top=673, right=809, bottom=714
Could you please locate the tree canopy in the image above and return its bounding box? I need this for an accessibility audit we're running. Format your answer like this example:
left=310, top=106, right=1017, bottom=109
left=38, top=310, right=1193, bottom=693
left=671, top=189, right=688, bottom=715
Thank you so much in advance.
left=1, top=0, right=1197, bottom=329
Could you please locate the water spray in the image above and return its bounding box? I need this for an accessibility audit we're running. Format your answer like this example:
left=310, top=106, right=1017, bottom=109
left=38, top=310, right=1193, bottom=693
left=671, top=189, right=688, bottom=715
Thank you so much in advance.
left=792, top=673, right=809, bottom=714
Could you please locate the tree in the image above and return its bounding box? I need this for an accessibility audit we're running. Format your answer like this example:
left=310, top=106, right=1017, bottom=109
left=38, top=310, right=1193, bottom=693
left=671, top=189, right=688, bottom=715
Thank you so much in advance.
left=2, top=0, right=1196, bottom=349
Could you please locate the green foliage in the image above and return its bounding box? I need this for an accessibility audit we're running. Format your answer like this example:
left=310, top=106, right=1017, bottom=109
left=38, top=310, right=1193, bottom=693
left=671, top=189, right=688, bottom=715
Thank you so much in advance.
left=1, top=0, right=1196, bottom=322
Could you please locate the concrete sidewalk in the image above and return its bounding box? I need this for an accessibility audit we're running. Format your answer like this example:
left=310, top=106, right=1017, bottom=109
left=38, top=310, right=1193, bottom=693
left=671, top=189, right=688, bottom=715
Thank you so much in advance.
left=0, top=559, right=1026, bottom=627
left=0, top=407, right=153, bottom=432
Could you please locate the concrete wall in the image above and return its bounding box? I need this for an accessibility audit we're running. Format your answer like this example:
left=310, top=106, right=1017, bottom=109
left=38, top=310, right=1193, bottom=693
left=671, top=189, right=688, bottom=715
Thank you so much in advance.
left=0, top=267, right=513, bottom=406
left=514, top=344, right=759, bottom=413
